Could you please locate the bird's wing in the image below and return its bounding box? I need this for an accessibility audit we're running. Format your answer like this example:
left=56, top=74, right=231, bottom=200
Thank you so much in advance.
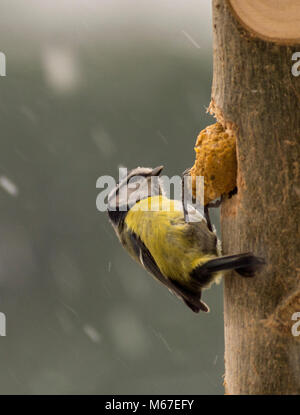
left=127, top=230, right=209, bottom=313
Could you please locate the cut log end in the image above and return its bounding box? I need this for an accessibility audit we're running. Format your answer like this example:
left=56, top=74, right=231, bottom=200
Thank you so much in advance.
left=229, top=0, right=300, bottom=44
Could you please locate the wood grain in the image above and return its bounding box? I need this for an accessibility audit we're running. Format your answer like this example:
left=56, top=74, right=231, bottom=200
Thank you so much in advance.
left=229, top=0, right=300, bottom=43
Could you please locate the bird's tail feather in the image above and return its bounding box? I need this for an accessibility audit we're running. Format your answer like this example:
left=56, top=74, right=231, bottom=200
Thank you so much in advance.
left=202, top=253, right=265, bottom=277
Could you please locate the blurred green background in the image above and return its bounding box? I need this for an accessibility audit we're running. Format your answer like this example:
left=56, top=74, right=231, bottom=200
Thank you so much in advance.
left=0, top=0, right=224, bottom=394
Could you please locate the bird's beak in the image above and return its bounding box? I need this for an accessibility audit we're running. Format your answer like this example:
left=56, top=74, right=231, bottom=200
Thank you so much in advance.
left=151, top=165, right=164, bottom=176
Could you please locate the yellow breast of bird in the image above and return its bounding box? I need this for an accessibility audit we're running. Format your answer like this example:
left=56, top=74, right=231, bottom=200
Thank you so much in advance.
left=125, top=195, right=216, bottom=283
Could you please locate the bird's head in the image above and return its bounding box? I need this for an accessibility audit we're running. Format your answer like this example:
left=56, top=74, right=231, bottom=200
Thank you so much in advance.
left=107, top=165, right=164, bottom=213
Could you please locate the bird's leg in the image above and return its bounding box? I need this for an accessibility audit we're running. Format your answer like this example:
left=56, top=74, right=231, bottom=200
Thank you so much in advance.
left=204, top=205, right=213, bottom=232
left=206, top=198, right=222, bottom=209
left=204, top=196, right=223, bottom=232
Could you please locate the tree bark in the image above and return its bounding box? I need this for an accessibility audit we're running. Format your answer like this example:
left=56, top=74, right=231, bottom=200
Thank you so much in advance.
left=210, top=0, right=300, bottom=394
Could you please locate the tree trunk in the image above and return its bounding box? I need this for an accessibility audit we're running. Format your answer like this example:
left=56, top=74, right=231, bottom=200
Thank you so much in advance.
left=210, top=0, right=300, bottom=394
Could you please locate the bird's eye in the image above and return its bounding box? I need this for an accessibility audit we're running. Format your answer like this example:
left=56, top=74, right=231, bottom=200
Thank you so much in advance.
left=127, top=176, right=142, bottom=184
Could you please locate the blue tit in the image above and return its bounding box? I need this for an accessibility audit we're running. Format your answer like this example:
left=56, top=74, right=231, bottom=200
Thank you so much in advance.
left=107, top=166, right=265, bottom=313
